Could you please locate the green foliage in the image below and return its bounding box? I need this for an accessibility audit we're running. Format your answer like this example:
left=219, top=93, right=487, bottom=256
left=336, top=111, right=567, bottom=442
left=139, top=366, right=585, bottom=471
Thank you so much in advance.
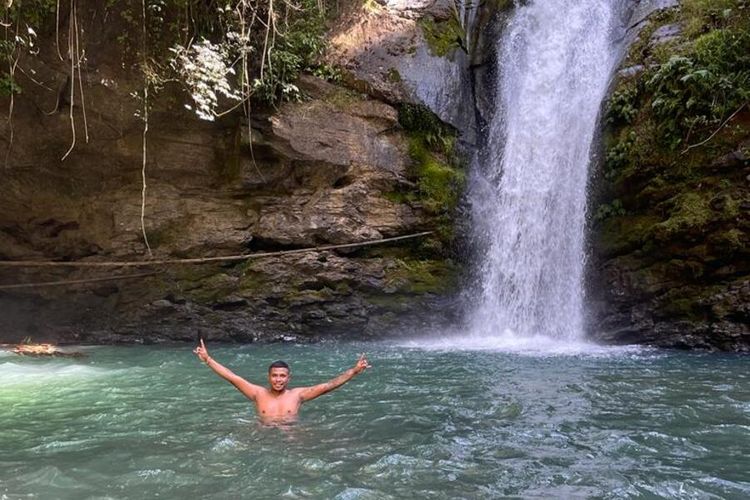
left=713, top=228, right=745, bottom=250
left=694, top=28, right=750, bottom=70
left=253, top=0, right=329, bottom=104
left=604, top=131, right=636, bottom=179
left=3, top=0, right=338, bottom=111
left=383, top=258, right=458, bottom=295
left=253, top=49, right=306, bottom=103
left=2, top=0, right=57, bottom=30
left=0, top=39, right=15, bottom=58
left=610, top=0, right=750, bottom=152
left=398, top=103, right=455, bottom=154
left=682, top=0, right=749, bottom=36
left=645, top=23, right=750, bottom=149
left=646, top=56, right=707, bottom=148
left=399, top=103, right=442, bottom=133
left=0, top=73, right=21, bottom=96
left=594, top=199, right=626, bottom=222
left=0, top=1, right=58, bottom=98
left=595, top=0, right=750, bottom=316
left=606, top=85, right=640, bottom=126
left=311, top=63, right=343, bottom=83
left=362, top=0, right=381, bottom=13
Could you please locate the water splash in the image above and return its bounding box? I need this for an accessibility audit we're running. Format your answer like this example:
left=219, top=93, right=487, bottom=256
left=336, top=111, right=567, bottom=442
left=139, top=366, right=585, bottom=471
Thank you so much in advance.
left=468, top=0, right=622, bottom=341
left=396, top=327, right=649, bottom=357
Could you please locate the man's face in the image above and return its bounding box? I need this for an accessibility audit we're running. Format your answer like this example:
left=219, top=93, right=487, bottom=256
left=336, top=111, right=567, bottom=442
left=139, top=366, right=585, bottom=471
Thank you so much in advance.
left=268, top=367, right=290, bottom=392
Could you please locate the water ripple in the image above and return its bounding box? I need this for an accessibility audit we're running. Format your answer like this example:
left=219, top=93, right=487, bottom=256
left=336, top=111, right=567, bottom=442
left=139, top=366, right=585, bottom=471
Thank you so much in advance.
left=1, top=344, right=748, bottom=499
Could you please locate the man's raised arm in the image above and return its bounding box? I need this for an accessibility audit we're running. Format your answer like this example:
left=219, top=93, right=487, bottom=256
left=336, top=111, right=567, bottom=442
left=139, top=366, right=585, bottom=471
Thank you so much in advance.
left=194, top=339, right=262, bottom=401
left=298, top=353, right=371, bottom=402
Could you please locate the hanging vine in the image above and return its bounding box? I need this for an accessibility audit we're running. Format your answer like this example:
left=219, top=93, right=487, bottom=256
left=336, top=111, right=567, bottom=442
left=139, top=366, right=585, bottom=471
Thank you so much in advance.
left=2, top=19, right=20, bottom=168
left=2, top=0, right=336, bottom=254
left=140, top=0, right=152, bottom=256
left=1, top=1, right=38, bottom=168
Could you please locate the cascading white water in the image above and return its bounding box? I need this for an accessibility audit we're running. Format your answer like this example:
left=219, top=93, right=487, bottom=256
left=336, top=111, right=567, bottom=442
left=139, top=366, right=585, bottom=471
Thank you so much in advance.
left=468, top=0, right=621, bottom=341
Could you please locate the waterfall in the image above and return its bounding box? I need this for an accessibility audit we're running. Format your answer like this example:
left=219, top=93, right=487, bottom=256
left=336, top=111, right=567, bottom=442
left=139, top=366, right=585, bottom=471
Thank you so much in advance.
left=468, top=0, right=622, bottom=341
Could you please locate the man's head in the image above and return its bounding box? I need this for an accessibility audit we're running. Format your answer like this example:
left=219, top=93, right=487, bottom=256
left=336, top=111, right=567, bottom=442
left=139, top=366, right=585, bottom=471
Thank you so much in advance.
left=268, top=360, right=291, bottom=392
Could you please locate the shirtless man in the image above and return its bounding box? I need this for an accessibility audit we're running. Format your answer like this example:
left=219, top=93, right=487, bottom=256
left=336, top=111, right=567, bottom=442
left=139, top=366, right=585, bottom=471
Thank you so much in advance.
left=193, top=339, right=371, bottom=422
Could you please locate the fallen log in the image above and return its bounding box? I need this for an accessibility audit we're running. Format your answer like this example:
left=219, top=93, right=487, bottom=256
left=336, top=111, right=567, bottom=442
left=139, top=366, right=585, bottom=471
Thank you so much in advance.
left=3, top=343, right=86, bottom=358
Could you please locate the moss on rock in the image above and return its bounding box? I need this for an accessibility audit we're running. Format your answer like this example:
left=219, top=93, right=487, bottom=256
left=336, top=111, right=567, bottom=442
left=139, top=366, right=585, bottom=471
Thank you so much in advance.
left=654, top=192, right=712, bottom=239
left=393, top=103, right=466, bottom=254
left=407, top=138, right=465, bottom=215
left=383, top=258, right=459, bottom=295
left=418, top=15, right=465, bottom=58
left=597, top=215, right=661, bottom=257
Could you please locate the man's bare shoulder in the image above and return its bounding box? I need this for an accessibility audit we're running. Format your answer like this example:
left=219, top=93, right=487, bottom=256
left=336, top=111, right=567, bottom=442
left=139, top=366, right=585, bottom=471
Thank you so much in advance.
left=287, top=387, right=306, bottom=397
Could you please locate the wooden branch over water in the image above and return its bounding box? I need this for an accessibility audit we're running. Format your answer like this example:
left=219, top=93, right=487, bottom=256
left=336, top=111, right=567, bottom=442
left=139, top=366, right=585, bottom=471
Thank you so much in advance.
left=0, top=231, right=434, bottom=269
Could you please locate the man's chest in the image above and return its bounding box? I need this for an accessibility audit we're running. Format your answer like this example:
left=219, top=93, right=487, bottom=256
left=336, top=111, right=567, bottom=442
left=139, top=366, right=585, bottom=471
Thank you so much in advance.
left=255, top=393, right=301, bottom=415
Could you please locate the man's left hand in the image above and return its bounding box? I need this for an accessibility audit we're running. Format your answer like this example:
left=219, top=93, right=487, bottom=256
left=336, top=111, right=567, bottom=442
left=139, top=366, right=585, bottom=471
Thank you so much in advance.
left=194, top=338, right=210, bottom=363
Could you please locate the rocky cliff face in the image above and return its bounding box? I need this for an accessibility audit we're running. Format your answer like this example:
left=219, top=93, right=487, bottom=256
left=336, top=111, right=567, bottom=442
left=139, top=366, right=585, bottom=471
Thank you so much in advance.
left=589, top=0, right=750, bottom=350
left=325, top=0, right=476, bottom=143
left=0, top=1, right=468, bottom=344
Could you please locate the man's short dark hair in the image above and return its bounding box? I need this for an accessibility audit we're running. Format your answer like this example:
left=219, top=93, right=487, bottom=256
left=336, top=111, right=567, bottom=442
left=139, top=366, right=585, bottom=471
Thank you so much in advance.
left=268, top=360, right=290, bottom=373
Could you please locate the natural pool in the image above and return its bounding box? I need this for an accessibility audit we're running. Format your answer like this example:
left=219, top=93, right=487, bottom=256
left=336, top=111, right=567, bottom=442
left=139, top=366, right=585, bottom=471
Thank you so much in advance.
left=1, top=339, right=748, bottom=499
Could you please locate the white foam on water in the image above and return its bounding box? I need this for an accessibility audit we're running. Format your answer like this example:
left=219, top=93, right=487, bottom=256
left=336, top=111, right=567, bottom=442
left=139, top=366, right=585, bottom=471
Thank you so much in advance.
left=398, top=327, right=646, bottom=358
left=0, top=362, right=114, bottom=386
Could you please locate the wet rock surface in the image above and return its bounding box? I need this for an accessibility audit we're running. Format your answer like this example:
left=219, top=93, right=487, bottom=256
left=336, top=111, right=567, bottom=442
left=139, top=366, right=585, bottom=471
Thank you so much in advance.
left=325, top=0, right=476, bottom=143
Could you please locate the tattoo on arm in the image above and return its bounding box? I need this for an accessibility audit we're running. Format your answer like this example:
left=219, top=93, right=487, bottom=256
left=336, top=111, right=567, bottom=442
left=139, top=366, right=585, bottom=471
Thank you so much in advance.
left=301, top=368, right=357, bottom=402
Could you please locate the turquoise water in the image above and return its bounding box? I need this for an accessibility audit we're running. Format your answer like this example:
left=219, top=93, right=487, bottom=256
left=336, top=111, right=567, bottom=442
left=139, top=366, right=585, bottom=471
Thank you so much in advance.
left=1, top=341, right=748, bottom=499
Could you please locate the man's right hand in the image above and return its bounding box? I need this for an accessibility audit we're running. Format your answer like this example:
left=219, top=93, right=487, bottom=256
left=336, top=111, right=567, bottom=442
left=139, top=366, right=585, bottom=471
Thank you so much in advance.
left=354, top=353, right=371, bottom=374
left=193, top=338, right=210, bottom=363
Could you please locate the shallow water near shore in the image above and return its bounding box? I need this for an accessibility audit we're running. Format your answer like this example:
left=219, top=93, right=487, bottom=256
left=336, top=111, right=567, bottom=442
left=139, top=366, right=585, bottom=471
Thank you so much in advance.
left=1, top=341, right=749, bottom=499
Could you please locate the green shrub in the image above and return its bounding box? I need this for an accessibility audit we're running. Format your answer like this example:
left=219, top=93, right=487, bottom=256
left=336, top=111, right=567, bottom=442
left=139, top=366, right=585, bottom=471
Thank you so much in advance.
left=398, top=103, right=455, bottom=155
left=694, top=28, right=750, bottom=70
left=0, top=74, right=22, bottom=96
left=645, top=27, right=750, bottom=149
left=624, top=1, right=750, bottom=149
left=251, top=0, right=332, bottom=104
left=606, top=85, right=640, bottom=125
left=682, top=0, right=748, bottom=35
left=604, top=132, right=636, bottom=178
left=594, top=199, right=626, bottom=222
left=312, top=63, right=343, bottom=83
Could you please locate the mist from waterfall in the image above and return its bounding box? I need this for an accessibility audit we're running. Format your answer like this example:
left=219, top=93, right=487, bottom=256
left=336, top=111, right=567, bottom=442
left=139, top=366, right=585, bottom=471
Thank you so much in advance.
left=467, top=0, right=623, bottom=342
